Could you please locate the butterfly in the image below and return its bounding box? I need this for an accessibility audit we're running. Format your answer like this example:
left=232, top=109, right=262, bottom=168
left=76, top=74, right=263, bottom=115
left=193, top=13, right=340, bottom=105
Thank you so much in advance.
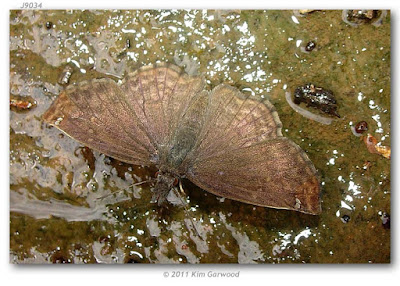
left=43, top=63, right=321, bottom=215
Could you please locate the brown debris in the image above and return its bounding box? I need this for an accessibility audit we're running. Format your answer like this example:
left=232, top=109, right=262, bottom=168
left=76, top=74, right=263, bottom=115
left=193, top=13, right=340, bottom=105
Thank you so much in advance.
left=363, top=133, right=391, bottom=159
left=10, top=95, right=36, bottom=111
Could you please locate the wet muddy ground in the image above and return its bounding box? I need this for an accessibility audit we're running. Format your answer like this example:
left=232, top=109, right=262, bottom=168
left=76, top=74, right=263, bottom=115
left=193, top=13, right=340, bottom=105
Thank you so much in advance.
left=9, top=10, right=390, bottom=263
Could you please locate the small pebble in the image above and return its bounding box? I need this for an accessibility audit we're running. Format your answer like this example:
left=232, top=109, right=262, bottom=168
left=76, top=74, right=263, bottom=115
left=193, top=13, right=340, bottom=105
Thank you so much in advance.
left=58, top=65, right=74, bottom=85
left=341, top=215, right=350, bottom=223
left=293, top=83, right=340, bottom=117
left=305, top=41, right=316, bottom=52
left=355, top=121, right=368, bottom=134
left=342, top=10, right=387, bottom=27
left=381, top=213, right=390, bottom=229
left=46, top=21, right=53, bottom=29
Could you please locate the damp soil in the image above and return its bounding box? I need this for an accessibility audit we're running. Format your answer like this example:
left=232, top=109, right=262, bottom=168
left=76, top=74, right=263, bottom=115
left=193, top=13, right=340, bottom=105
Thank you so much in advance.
left=9, top=10, right=390, bottom=263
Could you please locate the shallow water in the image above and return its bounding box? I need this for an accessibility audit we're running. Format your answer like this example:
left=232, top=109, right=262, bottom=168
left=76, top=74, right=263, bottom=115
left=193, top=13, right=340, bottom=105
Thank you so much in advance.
left=9, top=9, right=390, bottom=263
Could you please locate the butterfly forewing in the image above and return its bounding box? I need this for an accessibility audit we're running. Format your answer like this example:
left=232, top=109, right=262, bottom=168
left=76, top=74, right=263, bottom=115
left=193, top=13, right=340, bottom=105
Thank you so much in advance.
left=44, top=64, right=206, bottom=167
left=120, top=64, right=205, bottom=151
left=43, top=79, right=155, bottom=166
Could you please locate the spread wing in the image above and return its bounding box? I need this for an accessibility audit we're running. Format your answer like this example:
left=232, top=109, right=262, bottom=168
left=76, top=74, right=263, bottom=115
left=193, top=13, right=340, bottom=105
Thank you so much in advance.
left=182, top=84, right=283, bottom=165
left=43, top=78, right=155, bottom=165
left=43, top=64, right=205, bottom=166
left=185, top=85, right=321, bottom=214
left=119, top=64, right=205, bottom=149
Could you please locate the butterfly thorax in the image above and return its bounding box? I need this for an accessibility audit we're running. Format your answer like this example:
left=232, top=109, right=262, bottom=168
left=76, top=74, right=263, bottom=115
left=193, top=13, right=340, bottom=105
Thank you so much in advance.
left=163, top=91, right=208, bottom=173
left=151, top=171, right=178, bottom=205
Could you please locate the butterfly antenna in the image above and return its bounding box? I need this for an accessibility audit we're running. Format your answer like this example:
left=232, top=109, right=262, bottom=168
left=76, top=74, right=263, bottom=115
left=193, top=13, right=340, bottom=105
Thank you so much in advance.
left=129, top=179, right=153, bottom=186
left=172, top=181, right=202, bottom=239
left=95, top=179, right=153, bottom=201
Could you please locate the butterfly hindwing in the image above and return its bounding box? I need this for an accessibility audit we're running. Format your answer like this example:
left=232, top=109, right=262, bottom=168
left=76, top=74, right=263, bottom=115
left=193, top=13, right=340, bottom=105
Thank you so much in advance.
left=187, top=137, right=321, bottom=214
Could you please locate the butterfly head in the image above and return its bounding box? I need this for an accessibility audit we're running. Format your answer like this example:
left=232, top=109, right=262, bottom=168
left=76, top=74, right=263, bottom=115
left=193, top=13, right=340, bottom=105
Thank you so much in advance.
left=150, top=171, right=179, bottom=205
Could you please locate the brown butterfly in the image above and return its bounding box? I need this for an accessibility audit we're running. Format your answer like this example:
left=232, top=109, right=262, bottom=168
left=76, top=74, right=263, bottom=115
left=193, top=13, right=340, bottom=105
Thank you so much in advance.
left=43, top=63, right=321, bottom=215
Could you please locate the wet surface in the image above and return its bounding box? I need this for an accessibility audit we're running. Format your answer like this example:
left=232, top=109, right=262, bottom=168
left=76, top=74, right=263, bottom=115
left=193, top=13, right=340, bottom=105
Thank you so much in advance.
left=9, top=9, right=390, bottom=263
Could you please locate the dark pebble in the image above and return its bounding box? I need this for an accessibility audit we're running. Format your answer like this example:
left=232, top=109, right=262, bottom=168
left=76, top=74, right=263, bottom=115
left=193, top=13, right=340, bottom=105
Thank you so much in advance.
left=46, top=21, right=53, bottom=29
left=355, top=121, right=368, bottom=134
left=293, top=83, right=340, bottom=117
left=341, top=215, right=350, bottom=223
left=305, top=41, right=316, bottom=52
left=381, top=213, right=390, bottom=229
